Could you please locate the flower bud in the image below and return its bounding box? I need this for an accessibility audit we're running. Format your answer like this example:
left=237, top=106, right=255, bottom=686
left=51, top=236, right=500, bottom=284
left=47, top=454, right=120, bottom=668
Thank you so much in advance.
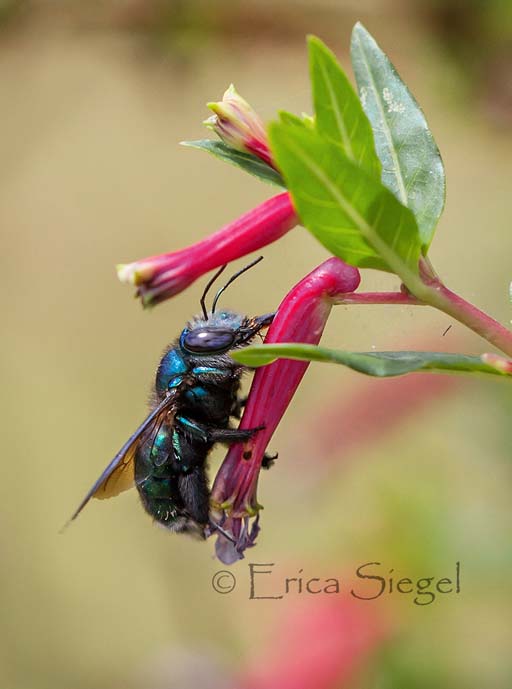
left=206, top=84, right=273, bottom=167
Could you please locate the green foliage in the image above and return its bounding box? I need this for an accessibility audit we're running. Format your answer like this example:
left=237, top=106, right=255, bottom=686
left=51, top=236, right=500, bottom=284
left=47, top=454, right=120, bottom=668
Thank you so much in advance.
left=180, top=140, right=285, bottom=187
left=278, top=110, right=314, bottom=129
left=187, top=25, right=446, bottom=264
left=308, top=35, right=381, bottom=178
left=268, top=121, right=422, bottom=277
left=233, top=345, right=512, bottom=378
left=351, top=23, right=445, bottom=247
left=267, top=27, right=449, bottom=283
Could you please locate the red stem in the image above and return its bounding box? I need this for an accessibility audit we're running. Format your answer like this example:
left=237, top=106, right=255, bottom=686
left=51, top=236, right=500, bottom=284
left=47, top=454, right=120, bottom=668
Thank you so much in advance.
left=425, top=281, right=512, bottom=357
left=338, top=291, right=423, bottom=306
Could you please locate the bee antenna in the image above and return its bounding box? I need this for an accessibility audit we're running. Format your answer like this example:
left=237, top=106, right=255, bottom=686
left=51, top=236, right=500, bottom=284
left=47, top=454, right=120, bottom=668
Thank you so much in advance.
left=200, top=265, right=227, bottom=320
left=212, top=256, right=264, bottom=314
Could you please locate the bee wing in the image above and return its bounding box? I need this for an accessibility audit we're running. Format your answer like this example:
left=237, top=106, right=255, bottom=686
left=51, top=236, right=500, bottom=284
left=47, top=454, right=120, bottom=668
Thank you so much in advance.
left=68, top=388, right=182, bottom=523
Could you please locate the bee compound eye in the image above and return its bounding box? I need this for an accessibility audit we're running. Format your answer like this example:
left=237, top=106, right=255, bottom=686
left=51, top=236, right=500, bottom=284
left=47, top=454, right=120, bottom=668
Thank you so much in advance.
left=183, top=328, right=235, bottom=353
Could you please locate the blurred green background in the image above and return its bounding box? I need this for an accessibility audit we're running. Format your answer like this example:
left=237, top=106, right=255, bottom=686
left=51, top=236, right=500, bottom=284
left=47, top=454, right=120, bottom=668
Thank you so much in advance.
left=2, top=1, right=512, bottom=687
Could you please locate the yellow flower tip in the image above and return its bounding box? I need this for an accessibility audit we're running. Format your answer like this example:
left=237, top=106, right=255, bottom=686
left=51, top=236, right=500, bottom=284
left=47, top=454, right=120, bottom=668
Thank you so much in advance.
left=244, top=501, right=263, bottom=517
left=117, top=262, right=154, bottom=286
left=220, top=499, right=235, bottom=513
left=116, top=263, right=134, bottom=284
left=208, top=85, right=249, bottom=118
left=207, top=101, right=230, bottom=119
left=224, top=83, right=238, bottom=100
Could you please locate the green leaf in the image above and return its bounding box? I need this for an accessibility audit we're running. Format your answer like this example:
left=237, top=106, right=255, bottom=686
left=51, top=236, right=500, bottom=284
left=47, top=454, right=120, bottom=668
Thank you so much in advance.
left=268, top=120, right=422, bottom=277
left=308, top=35, right=381, bottom=179
left=233, top=344, right=512, bottom=378
left=180, top=140, right=285, bottom=187
left=278, top=110, right=314, bottom=129
left=351, top=22, right=445, bottom=248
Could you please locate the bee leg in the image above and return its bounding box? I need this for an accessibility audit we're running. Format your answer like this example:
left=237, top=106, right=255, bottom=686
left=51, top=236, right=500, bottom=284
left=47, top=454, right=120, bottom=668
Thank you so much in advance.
left=208, top=426, right=264, bottom=444
left=175, top=416, right=210, bottom=442
left=261, top=452, right=278, bottom=470
left=178, top=467, right=210, bottom=527
left=175, top=416, right=263, bottom=445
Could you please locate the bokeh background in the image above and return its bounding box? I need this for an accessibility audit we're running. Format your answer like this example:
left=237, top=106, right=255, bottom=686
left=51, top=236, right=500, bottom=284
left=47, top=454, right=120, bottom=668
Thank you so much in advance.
left=2, top=1, right=512, bottom=687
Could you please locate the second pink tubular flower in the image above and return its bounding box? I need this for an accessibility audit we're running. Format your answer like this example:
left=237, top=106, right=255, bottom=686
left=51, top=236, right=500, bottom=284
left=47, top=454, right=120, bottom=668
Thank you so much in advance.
left=117, top=192, right=297, bottom=307
left=211, top=257, right=361, bottom=563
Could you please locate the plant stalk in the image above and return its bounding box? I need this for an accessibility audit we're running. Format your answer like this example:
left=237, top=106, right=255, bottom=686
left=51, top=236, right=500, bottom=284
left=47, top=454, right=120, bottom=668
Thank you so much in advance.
left=420, top=280, right=512, bottom=357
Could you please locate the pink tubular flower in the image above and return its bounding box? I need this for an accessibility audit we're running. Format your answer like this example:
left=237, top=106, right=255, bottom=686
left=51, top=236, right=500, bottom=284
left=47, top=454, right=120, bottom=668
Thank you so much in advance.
left=210, top=257, right=361, bottom=564
left=117, top=192, right=298, bottom=307
left=205, top=84, right=274, bottom=167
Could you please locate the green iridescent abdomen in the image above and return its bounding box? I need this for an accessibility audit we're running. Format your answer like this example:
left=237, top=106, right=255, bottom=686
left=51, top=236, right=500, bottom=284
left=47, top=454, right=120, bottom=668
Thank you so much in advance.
left=135, top=414, right=211, bottom=531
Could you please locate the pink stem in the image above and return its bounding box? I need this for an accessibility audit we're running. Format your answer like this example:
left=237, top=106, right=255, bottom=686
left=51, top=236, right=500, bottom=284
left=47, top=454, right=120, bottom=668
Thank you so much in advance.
left=338, top=291, right=423, bottom=306
left=427, top=283, right=512, bottom=357
left=346, top=284, right=512, bottom=357
left=339, top=267, right=512, bottom=357
left=413, top=259, right=512, bottom=356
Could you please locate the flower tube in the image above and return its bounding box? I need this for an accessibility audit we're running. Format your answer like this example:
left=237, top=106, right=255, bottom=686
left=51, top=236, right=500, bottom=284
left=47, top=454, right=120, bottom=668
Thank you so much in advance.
left=117, top=192, right=298, bottom=307
left=211, top=257, right=361, bottom=563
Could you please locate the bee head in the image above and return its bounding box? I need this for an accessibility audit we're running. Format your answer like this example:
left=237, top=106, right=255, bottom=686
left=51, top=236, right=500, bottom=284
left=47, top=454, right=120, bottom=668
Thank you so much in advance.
left=178, top=257, right=273, bottom=356
left=180, top=310, right=274, bottom=355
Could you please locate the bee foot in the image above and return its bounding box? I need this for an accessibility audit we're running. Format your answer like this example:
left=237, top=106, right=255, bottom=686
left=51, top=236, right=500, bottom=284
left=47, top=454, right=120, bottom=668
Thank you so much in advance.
left=262, top=451, right=278, bottom=469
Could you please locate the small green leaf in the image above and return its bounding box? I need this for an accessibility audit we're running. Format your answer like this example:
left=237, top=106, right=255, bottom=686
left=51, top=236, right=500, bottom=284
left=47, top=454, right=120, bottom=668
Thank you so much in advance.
left=351, top=23, right=445, bottom=248
left=180, top=140, right=285, bottom=187
left=308, top=35, right=381, bottom=179
left=233, top=344, right=512, bottom=378
left=278, top=110, right=314, bottom=129
left=268, top=120, right=421, bottom=278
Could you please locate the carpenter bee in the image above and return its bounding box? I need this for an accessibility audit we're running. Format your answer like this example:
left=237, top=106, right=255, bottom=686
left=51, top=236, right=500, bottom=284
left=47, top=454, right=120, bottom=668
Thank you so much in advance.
left=69, top=258, right=273, bottom=541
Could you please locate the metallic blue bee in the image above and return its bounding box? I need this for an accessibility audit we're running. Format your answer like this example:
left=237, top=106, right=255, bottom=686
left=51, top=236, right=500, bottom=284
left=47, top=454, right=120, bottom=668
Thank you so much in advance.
left=70, top=258, right=274, bottom=541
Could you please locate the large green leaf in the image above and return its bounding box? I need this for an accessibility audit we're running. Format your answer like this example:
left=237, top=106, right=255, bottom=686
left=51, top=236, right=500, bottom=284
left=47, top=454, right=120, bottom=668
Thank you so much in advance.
left=308, top=35, right=381, bottom=179
left=268, top=120, right=422, bottom=279
left=233, top=344, right=512, bottom=378
left=351, top=23, right=445, bottom=248
left=180, top=140, right=285, bottom=187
